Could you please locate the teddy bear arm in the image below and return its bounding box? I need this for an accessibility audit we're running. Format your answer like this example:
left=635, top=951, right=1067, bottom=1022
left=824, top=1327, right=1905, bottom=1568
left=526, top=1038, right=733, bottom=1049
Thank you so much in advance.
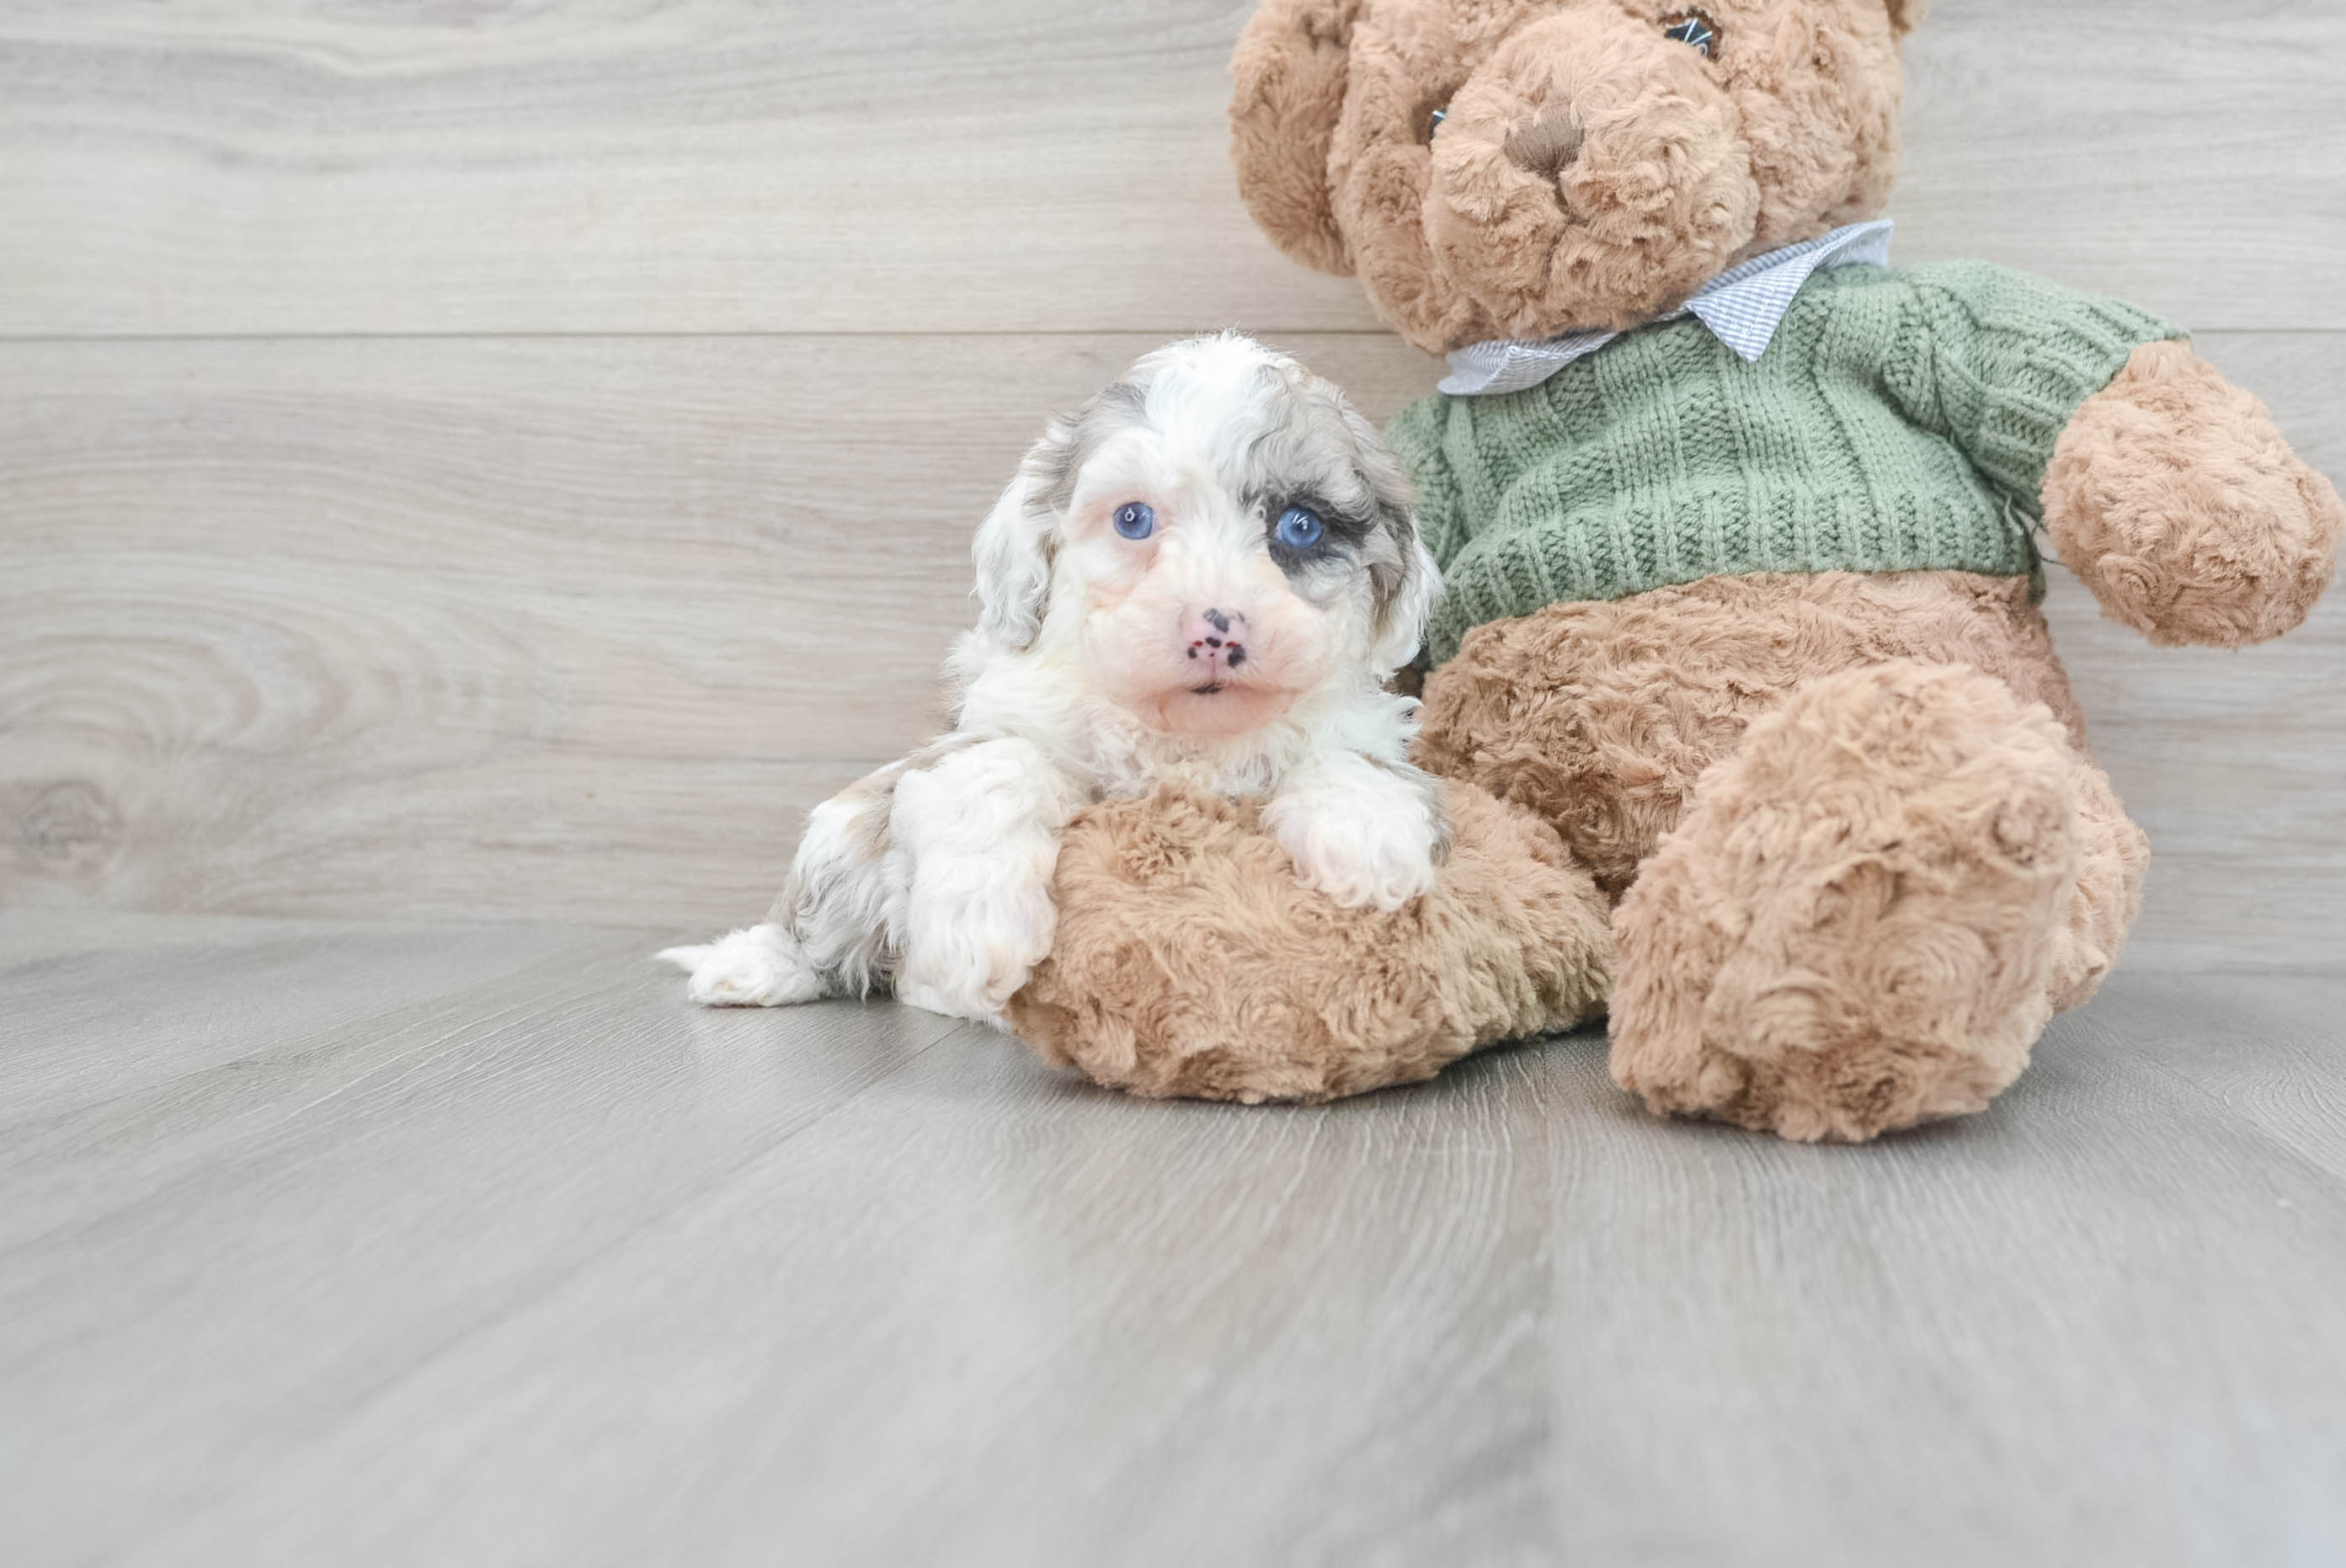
left=2041, top=340, right=2343, bottom=648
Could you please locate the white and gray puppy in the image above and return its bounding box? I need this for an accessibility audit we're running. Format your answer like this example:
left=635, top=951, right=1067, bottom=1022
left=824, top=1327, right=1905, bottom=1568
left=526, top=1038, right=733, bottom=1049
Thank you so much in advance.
left=660, top=333, right=1446, bottom=1025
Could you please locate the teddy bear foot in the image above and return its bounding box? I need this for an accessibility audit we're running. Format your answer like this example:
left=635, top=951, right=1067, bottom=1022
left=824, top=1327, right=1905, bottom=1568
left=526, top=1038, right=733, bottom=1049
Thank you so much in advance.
left=1608, top=661, right=2088, bottom=1144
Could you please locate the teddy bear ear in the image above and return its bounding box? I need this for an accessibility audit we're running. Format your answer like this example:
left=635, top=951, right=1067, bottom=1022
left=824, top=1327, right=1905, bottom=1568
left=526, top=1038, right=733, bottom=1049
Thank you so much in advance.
left=1229, top=0, right=1362, bottom=277
left=1884, top=0, right=1927, bottom=35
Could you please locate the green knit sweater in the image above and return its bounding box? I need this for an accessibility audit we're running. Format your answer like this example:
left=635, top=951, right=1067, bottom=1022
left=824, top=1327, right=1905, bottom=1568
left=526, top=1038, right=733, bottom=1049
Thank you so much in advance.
left=1387, top=260, right=2183, bottom=664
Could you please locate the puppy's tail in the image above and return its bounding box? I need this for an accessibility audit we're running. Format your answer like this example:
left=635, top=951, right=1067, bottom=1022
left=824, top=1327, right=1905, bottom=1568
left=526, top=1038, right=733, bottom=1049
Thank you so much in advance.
left=655, top=922, right=828, bottom=1008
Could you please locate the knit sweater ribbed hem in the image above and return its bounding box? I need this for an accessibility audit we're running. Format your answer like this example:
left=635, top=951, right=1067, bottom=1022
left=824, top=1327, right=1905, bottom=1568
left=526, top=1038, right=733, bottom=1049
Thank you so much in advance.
left=1387, top=260, right=2183, bottom=664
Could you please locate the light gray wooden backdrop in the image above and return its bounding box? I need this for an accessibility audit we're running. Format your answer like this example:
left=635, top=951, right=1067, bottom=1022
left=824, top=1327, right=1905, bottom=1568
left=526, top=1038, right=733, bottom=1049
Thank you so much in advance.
left=3, top=0, right=2341, bottom=969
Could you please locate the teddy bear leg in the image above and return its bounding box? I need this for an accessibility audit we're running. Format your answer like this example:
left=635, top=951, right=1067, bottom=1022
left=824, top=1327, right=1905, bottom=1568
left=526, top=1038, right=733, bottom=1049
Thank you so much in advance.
left=1607, top=659, right=2110, bottom=1143
left=1009, top=782, right=1615, bottom=1104
left=2046, top=751, right=2149, bottom=1015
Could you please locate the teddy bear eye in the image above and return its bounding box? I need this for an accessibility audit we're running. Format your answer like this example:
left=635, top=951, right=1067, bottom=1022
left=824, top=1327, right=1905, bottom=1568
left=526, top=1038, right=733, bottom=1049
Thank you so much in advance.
left=1663, top=11, right=1720, bottom=57
left=1423, top=102, right=1451, bottom=143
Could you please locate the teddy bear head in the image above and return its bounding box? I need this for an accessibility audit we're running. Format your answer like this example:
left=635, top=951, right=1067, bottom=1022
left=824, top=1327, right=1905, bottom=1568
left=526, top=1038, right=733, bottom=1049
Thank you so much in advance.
left=1231, top=0, right=1924, bottom=353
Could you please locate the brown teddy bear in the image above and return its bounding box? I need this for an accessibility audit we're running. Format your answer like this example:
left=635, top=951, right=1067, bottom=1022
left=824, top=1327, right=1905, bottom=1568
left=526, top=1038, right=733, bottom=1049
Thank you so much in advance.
left=1012, top=0, right=2342, bottom=1139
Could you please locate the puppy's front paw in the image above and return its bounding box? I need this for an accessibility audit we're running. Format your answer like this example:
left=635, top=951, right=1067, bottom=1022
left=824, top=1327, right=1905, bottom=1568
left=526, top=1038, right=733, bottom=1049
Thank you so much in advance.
left=656, top=924, right=825, bottom=1007
left=893, top=976, right=1010, bottom=1030
left=893, top=941, right=1032, bottom=1031
left=1268, top=794, right=1440, bottom=912
left=896, top=881, right=1058, bottom=1030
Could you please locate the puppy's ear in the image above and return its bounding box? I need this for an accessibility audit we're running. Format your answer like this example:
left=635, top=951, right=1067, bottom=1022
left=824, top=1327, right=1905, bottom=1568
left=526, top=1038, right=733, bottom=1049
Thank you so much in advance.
left=1229, top=0, right=1360, bottom=276
left=1339, top=399, right=1440, bottom=674
left=970, top=456, right=1059, bottom=653
left=1371, top=532, right=1442, bottom=675
left=1884, top=0, right=1927, bottom=35
left=974, top=379, right=1151, bottom=651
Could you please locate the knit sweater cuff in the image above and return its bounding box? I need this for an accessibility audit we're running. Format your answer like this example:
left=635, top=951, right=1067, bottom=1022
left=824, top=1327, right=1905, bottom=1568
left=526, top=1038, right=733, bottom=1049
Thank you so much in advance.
left=1901, top=262, right=2186, bottom=516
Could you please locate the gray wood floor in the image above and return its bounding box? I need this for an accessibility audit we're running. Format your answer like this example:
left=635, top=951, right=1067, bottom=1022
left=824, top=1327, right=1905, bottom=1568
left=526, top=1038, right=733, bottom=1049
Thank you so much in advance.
left=4, top=910, right=2343, bottom=1567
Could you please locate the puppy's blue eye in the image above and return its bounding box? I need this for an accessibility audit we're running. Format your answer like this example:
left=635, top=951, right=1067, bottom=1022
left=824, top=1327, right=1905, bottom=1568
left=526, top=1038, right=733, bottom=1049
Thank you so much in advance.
left=1274, top=504, right=1325, bottom=551
left=1112, top=502, right=1155, bottom=540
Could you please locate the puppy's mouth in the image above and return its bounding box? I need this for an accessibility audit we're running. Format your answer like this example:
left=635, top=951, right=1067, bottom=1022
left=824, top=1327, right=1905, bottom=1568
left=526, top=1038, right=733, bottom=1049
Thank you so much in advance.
left=1134, top=677, right=1296, bottom=739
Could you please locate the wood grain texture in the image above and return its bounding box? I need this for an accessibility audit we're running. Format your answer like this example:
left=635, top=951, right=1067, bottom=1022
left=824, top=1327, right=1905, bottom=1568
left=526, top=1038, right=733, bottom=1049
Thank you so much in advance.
left=1, top=915, right=2342, bottom=1565
left=5, top=330, right=2340, bottom=968
left=0, top=913, right=972, bottom=1565
left=0, top=0, right=2340, bottom=336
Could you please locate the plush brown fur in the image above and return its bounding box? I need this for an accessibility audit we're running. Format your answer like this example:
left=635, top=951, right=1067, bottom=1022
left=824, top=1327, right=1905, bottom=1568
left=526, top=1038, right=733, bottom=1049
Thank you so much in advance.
left=1414, top=571, right=2098, bottom=897
left=2045, top=340, right=2344, bottom=648
left=1011, top=781, right=1613, bottom=1104
left=1608, top=661, right=2128, bottom=1142
left=1418, top=574, right=2147, bottom=1136
left=1232, top=0, right=1911, bottom=351
left=1229, top=0, right=1360, bottom=278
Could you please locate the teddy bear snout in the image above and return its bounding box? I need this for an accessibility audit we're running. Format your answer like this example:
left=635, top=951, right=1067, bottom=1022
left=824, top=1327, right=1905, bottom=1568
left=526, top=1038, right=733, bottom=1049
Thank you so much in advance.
left=1502, top=115, right=1585, bottom=179
left=1422, top=7, right=1759, bottom=339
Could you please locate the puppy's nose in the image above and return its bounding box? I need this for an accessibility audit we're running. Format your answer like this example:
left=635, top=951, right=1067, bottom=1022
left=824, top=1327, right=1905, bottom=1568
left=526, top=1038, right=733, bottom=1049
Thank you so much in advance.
left=1183, top=608, right=1249, bottom=672
left=1503, top=115, right=1585, bottom=179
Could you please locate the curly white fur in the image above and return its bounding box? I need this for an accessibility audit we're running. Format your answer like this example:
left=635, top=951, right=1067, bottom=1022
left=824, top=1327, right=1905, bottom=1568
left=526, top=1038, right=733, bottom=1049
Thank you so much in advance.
left=661, top=333, right=1445, bottom=1026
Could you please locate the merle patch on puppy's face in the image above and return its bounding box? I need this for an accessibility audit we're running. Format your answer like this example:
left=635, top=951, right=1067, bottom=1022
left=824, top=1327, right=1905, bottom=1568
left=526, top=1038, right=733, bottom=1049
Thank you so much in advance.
left=970, top=333, right=1440, bottom=739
